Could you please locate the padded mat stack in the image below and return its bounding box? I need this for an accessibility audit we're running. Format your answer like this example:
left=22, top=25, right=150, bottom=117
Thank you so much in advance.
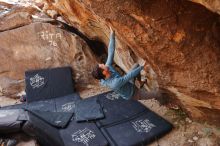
left=94, top=91, right=173, bottom=146
left=0, top=67, right=79, bottom=135
left=22, top=96, right=108, bottom=146
left=0, top=66, right=172, bottom=146
left=24, top=93, right=81, bottom=128
left=21, top=66, right=108, bottom=146
left=23, top=111, right=108, bottom=146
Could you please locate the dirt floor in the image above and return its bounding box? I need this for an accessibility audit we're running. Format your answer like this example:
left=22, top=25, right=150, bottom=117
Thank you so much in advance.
left=1, top=86, right=219, bottom=146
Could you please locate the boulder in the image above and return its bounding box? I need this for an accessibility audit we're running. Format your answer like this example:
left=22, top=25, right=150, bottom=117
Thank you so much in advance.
left=0, top=1, right=57, bottom=32
left=0, top=4, right=36, bottom=32
left=44, top=0, right=220, bottom=126
left=0, top=22, right=97, bottom=98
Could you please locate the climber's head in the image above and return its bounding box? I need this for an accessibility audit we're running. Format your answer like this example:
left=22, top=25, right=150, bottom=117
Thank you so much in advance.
left=92, top=64, right=110, bottom=80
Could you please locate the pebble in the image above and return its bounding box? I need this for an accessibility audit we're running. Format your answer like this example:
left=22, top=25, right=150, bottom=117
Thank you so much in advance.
left=188, top=139, right=194, bottom=143
left=45, top=57, right=51, bottom=61
left=185, top=117, right=192, bottom=123
left=198, top=131, right=203, bottom=135
left=193, top=136, right=199, bottom=141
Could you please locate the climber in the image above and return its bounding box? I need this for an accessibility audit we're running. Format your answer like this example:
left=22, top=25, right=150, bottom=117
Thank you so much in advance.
left=91, top=27, right=147, bottom=100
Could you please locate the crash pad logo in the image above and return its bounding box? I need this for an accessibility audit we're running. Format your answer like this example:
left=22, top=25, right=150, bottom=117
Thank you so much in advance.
left=105, top=92, right=120, bottom=100
left=30, top=74, right=45, bottom=89
left=132, top=119, right=156, bottom=133
left=62, top=102, right=75, bottom=112
left=72, top=128, right=96, bottom=146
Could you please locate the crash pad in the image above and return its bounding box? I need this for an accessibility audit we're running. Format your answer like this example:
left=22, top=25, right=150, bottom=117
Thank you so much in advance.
left=60, top=120, right=108, bottom=146
left=27, top=110, right=73, bottom=128
left=94, top=91, right=147, bottom=127
left=101, top=110, right=173, bottom=146
left=0, top=93, right=81, bottom=131
left=22, top=112, right=64, bottom=146
left=75, top=97, right=104, bottom=122
left=24, top=93, right=81, bottom=112
left=22, top=112, right=108, bottom=146
left=90, top=91, right=173, bottom=146
left=25, top=67, right=74, bottom=102
left=0, top=103, right=26, bottom=110
left=0, top=109, right=26, bottom=134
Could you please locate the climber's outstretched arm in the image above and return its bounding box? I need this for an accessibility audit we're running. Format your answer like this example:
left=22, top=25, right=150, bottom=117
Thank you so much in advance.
left=105, top=28, right=115, bottom=66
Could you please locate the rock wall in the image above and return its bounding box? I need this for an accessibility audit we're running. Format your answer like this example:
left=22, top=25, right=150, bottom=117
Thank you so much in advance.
left=44, top=0, right=220, bottom=126
left=191, top=0, right=220, bottom=15
left=0, top=3, right=36, bottom=31
left=0, top=21, right=98, bottom=97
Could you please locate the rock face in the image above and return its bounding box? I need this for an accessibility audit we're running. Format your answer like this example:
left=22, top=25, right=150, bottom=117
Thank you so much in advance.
left=191, top=0, right=220, bottom=15
left=44, top=0, right=220, bottom=126
left=0, top=22, right=97, bottom=98
left=0, top=3, right=36, bottom=32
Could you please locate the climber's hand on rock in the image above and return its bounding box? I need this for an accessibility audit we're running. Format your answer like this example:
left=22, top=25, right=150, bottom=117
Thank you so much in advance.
left=139, top=60, right=146, bottom=67
left=110, top=26, right=114, bottom=34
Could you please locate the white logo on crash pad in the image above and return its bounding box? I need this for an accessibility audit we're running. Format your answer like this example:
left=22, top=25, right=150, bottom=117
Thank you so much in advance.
left=72, top=128, right=96, bottom=146
left=105, top=92, right=120, bottom=100
left=132, top=119, right=156, bottom=133
left=55, top=121, right=62, bottom=124
left=61, top=102, right=75, bottom=112
left=30, top=74, right=45, bottom=89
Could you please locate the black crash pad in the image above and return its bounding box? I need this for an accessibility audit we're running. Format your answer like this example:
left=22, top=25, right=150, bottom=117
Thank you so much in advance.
left=0, top=103, right=26, bottom=110
left=25, top=67, right=74, bottom=102
left=60, top=120, right=108, bottom=146
left=0, top=93, right=80, bottom=131
left=27, top=110, right=73, bottom=128
left=22, top=112, right=64, bottom=146
left=0, top=109, right=26, bottom=134
left=24, top=93, right=80, bottom=128
left=101, top=111, right=173, bottom=146
left=75, top=97, right=104, bottom=122
left=23, top=112, right=108, bottom=146
left=54, top=93, right=81, bottom=113
left=26, top=99, right=55, bottom=111
left=25, top=93, right=81, bottom=112
left=87, top=91, right=173, bottom=146
left=1, top=93, right=81, bottom=112
left=94, top=91, right=147, bottom=127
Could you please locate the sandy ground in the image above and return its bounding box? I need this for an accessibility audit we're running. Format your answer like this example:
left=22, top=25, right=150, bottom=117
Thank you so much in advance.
left=0, top=86, right=220, bottom=146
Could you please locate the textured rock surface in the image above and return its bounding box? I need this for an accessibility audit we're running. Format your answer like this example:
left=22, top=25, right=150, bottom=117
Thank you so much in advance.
left=0, top=22, right=97, bottom=98
left=0, top=3, right=36, bottom=32
left=191, top=0, right=220, bottom=15
left=44, top=0, right=220, bottom=126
